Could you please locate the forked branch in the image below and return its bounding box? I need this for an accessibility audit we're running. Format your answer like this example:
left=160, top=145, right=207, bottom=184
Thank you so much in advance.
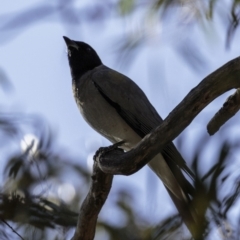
left=73, top=57, right=240, bottom=240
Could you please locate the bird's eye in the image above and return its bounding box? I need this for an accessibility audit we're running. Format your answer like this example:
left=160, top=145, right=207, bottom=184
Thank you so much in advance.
left=67, top=49, right=72, bottom=57
left=86, top=47, right=91, bottom=52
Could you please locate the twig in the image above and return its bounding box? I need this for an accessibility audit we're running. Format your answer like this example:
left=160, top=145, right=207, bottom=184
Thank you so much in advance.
left=207, top=88, right=240, bottom=135
left=1, top=218, right=25, bottom=240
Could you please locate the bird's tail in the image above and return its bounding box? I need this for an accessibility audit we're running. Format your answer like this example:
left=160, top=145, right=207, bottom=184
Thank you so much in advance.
left=148, top=154, right=199, bottom=238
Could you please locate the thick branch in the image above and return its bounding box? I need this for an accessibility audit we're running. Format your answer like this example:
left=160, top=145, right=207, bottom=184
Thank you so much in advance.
left=72, top=162, right=113, bottom=240
left=96, top=57, right=240, bottom=175
left=207, top=88, right=240, bottom=135
left=73, top=57, right=240, bottom=240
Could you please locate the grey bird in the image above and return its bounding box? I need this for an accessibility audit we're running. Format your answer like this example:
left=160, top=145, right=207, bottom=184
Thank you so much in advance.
left=63, top=36, right=198, bottom=234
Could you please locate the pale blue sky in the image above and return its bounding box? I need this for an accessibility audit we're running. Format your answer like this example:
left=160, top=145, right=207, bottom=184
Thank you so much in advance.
left=1, top=0, right=240, bottom=238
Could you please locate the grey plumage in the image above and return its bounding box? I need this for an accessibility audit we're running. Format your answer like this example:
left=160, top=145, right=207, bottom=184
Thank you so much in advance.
left=63, top=36, right=198, bottom=234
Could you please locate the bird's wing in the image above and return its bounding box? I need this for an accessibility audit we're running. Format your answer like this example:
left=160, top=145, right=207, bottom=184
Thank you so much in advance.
left=91, top=65, right=194, bottom=181
left=91, top=65, right=198, bottom=230
left=92, top=66, right=160, bottom=137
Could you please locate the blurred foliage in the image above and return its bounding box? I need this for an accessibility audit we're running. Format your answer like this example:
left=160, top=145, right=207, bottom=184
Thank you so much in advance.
left=0, top=111, right=159, bottom=239
left=0, top=87, right=240, bottom=239
left=0, top=0, right=240, bottom=70
left=1, top=113, right=240, bottom=239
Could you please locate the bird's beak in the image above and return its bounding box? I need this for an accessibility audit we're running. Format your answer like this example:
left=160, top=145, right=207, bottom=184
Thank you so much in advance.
left=63, top=36, right=79, bottom=50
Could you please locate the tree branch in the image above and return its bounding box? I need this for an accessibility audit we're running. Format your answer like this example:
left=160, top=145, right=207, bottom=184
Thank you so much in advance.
left=96, top=57, right=240, bottom=175
left=207, top=88, right=240, bottom=135
left=72, top=162, right=113, bottom=240
left=73, top=56, right=240, bottom=240
left=1, top=218, right=25, bottom=240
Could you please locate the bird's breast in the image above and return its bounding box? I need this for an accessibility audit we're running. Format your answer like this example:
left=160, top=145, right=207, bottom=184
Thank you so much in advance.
left=73, top=78, right=141, bottom=150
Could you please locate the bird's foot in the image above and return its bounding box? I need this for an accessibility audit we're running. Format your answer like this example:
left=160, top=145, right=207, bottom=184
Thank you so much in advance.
left=93, top=141, right=125, bottom=162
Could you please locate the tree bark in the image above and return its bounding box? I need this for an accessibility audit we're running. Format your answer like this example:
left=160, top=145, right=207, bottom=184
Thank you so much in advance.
left=73, top=56, right=240, bottom=240
left=207, top=88, right=240, bottom=135
left=72, top=163, right=113, bottom=240
left=97, top=57, right=240, bottom=175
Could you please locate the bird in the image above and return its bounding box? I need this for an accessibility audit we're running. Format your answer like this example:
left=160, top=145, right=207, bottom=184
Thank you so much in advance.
left=63, top=36, right=198, bottom=235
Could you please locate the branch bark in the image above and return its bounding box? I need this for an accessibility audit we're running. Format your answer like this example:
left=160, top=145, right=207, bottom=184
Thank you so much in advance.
left=73, top=57, right=240, bottom=240
left=97, top=57, right=240, bottom=175
left=72, top=162, right=113, bottom=240
left=207, top=88, right=240, bottom=135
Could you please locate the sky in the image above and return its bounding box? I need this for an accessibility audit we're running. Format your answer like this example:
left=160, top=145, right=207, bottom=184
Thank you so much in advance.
left=1, top=0, right=240, bottom=238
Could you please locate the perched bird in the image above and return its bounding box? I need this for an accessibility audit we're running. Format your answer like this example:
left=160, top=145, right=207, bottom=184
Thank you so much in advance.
left=63, top=36, right=197, bottom=234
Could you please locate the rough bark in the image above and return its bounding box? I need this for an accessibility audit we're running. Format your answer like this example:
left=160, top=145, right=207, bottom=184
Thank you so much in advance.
left=207, top=88, right=240, bottom=135
left=72, top=163, right=113, bottom=240
left=73, top=57, right=240, bottom=240
left=97, top=57, right=240, bottom=175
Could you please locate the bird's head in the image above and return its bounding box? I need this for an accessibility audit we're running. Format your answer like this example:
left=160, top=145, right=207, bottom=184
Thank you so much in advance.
left=63, top=36, right=102, bottom=79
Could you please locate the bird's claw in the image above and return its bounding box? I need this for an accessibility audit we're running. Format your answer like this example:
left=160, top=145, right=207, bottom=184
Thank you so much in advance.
left=93, top=141, right=125, bottom=162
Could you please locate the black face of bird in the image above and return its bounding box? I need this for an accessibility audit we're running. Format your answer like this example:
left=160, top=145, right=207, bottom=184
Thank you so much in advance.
left=63, top=36, right=102, bottom=79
